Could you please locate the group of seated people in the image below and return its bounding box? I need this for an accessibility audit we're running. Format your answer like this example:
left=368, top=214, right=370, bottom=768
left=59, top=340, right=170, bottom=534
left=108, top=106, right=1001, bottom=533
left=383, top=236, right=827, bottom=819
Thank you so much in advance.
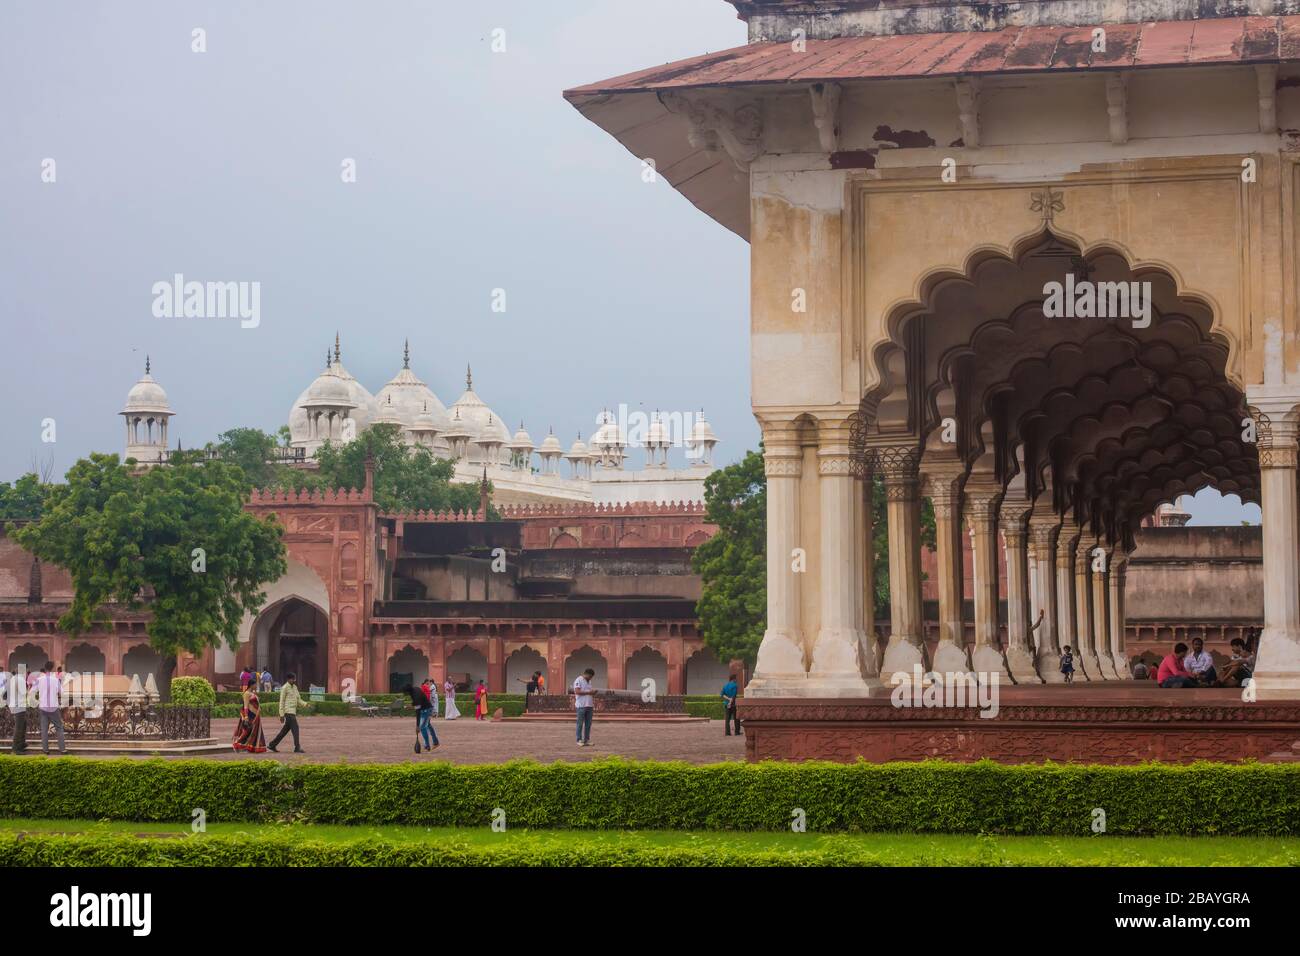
left=1147, top=636, right=1255, bottom=688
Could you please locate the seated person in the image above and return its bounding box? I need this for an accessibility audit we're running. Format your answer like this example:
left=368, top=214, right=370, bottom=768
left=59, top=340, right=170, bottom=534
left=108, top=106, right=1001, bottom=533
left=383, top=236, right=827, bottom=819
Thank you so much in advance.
left=1182, top=637, right=1218, bottom=687
left=1131, top=660, right=1149, bottom=681
left=1219, top=638, right=1255, bottom=688
left=1156, top=642, right=1198, bottom=688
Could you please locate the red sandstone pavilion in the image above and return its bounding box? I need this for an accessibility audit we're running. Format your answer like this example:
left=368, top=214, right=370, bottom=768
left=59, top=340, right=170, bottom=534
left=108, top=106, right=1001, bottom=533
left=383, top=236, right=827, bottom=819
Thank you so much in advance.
left=567, top=0, right=1300, bottom=762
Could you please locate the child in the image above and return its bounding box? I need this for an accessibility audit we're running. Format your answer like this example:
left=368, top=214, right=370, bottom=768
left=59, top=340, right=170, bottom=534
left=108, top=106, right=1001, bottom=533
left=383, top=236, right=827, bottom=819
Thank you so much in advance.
left=1060, top=645, right=1075, bottom=683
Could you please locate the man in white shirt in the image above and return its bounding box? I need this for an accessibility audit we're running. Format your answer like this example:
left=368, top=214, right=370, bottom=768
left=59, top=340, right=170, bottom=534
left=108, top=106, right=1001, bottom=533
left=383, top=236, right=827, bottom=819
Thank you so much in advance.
left=573, top=668, right=596, bottom=747
left=1183, top=637, right=1218, bottom=687
left=0, top=664, right=10, bottom=712
left=33, top=661, right=66, bottom=755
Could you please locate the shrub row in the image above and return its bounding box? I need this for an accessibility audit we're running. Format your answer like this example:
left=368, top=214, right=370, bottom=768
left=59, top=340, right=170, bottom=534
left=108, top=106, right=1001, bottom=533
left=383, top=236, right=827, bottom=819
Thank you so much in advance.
left=0, top=832, right=929, bottom=867
left=0, top=757, right=1295, bottom=835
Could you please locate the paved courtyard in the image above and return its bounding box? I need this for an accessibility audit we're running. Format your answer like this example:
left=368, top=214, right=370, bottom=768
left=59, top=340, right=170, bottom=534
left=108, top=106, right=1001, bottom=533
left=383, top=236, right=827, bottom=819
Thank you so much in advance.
left=191, top=716, right=746, bottom=764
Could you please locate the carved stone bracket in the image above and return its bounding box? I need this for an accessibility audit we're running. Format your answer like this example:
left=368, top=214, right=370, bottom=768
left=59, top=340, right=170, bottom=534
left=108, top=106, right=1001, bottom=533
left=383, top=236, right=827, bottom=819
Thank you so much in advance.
left=809, top=82, right=841, bottom=152
left=661, top=92, right=764, bottom=173
left=954, top=77, right=980, bottom=148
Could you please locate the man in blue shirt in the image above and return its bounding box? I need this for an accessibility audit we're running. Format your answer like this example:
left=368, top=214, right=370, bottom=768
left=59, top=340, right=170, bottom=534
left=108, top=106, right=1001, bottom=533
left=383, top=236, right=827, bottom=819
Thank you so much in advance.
left=721, top=675, right=741, bottom=736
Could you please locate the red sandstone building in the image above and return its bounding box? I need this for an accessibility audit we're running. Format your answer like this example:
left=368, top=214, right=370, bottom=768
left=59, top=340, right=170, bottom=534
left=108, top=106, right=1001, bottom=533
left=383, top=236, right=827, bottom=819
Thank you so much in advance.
left=0, top=488, right=736, bottom=697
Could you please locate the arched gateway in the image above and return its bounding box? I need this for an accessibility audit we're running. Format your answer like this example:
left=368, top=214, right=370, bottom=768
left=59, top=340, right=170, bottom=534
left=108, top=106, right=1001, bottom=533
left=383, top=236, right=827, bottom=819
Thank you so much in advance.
left=568, top=0, right=1300, bottom=755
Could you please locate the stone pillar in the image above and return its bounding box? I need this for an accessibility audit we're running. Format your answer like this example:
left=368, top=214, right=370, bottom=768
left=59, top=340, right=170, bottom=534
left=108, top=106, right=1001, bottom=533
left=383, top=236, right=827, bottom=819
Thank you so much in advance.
left=1074, top=536, right=1100, bottom=680
left=928, top=471, right=970, bottom=675
left=1029, top=512, right=1065, bottom=682
left=878, top=446, right=926, bottom=683
left=855, top=470, right=877, bottom=677
left=1055, top=523, right=1080, bottom=671
left=1246, top=394, right=1300, bottom=698
left=1000, top=499, right=1040, bottom=683
left=1091, top=545, right=1117, bottom=679
left=808, top=422, right=878, bottom=694
left=966, top=483, right=1008, bottom=677
left=747, top=440, right=807, bottom=695
left=1109, top=547, right=1131, bottom=678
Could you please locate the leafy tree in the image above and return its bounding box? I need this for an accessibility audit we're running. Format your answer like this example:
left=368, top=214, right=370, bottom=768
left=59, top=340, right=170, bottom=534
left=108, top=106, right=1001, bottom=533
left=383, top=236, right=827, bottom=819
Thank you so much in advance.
left=12, top=453, right=286, bottom=657
left=312, top=424, right=484, bottom=514
left=0, top=473, right=48, bottom=520
left=207, top=427, right=282, bottom=491
left=691, top=449, right=766, bottom=667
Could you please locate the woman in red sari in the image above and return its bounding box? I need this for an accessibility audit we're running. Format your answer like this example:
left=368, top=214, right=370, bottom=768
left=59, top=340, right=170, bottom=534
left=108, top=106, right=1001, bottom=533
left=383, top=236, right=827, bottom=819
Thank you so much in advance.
left=232, top=678, right=268, bottom=753
left=474, top=679, right=488, bottom=721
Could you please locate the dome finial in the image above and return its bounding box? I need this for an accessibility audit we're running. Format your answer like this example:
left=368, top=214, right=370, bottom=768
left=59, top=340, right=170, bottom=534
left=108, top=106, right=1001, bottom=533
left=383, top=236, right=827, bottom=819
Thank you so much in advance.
left=145, top=354, right=151, bottom=375
left=334, top=332, right=341, bottom=364
left=466, top=364, right=472, bottom=390
left=403, top=338, right=410, bottom=369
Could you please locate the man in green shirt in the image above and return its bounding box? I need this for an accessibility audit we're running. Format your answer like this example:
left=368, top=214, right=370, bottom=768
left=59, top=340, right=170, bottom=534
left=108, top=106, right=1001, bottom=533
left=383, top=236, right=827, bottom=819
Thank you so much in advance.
left=268, top=671, right=306, bottom=753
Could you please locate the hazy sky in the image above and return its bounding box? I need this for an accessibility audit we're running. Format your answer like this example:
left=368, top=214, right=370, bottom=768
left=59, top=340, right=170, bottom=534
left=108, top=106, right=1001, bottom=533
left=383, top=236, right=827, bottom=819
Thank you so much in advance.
left=0, top=1, right=1255, bottom=525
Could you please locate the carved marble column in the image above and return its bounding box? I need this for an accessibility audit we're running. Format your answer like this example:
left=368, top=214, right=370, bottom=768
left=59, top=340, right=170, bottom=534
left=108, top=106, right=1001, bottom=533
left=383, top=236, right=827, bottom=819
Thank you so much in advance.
left=855, top=471, right=875, bottom=674
left=928, top=471, right=970, bottom=675
left=1000, top=498, right=1041, bottom=683
left=1091, top=542, right=1118, bottom=679
left=808, top=426, right=878, bottom=694
left=966, top=483, right=1009, bottom=678
left=1055, top=522, right=1080, bottom=674
left=1246, top=394, right=1300, bottom=699
left=877, top=446, right=926, bottom=683
left=1108, top=547, right=1131, bottom=678
left=747, top=442, right=807, bottom=696
left=1029, top=511, right=1065, bottom=682
left=1074, top=536, right=1100, bottom=680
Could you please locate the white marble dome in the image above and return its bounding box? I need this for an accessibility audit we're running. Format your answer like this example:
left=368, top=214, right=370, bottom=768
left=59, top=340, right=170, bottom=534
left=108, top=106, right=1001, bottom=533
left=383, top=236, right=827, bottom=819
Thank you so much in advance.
left=448, top=366, right=511, bottom=446
left=289, top=341, right=377, bottom=447
left=121, top=361, right=172, bottom=416
left=375, top=343, right=448, bottom=431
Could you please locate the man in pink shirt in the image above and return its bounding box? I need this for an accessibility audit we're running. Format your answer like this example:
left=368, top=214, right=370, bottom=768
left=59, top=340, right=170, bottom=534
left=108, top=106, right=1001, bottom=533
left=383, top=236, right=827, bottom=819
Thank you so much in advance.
left=1156, top=643, right=1197, bottom=689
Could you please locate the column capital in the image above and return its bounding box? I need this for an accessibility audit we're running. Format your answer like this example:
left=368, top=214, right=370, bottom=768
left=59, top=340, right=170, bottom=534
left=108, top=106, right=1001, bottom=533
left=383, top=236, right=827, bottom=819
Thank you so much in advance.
left=869, top=444, right=921, bottom=486
left=924, top=470, right=965, bottom=517
left=964, top=482, right=1002, bottom=525
left=764, top=453, right=802, bottom=478
left=817, top=454, right=854, bottom=476
left=1247, top=390, right=1300, bottom=469
left=999, top=496, right=1033, bottom=534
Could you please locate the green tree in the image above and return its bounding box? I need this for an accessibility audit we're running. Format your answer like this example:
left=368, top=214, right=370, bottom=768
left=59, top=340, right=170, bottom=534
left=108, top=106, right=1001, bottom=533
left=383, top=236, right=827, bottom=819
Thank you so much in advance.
left=12, top=453, right=287, bottom=657
left=312, top=424, right=484, bottom=514
left=207, top=427, right=282, bottom=491
left=0, top=473, right=48, bottom=520
left=691, top=449, right=766, bottom=668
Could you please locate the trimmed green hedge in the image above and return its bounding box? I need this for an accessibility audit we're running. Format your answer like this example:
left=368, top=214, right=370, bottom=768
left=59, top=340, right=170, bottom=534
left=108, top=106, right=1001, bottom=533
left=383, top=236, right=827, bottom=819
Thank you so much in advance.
left=0, top=832, right=922, bottom=867
left=0, top=757, right=1295, bottom=836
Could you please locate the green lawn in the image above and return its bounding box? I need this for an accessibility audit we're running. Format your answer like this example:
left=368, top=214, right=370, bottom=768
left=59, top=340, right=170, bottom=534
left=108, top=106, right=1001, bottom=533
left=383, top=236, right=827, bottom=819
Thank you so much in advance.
left=2, top=818, right=1295, bottom=866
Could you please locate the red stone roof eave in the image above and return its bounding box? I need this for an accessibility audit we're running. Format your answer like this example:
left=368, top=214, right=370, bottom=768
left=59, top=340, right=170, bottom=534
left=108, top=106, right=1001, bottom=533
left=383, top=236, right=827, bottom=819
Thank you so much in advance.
left=563, top=16, right=1300, bottom=98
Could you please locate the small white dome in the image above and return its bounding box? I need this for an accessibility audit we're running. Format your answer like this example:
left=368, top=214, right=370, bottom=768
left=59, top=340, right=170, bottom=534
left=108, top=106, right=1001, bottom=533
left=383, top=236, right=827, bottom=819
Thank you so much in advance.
left=371, top=394, right=404, bottom=426
left=565, top=435, right=589, bottom=459
left=442, top=407, right=473, bottom=441
left=540, top=429, right=563, bottom=454
left=646, top=413, right=669, bottom=446
left=510, top=423, right=535, bottom=450
left=691, top=413, right=718, bottom=444
left=121, top=359, right=172, bottom=416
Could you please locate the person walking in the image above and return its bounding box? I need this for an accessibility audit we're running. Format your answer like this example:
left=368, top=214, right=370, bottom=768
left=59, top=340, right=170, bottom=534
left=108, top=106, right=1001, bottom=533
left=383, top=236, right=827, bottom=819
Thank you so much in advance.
left=33, top=662, right=66, bottom=756
left=721, top=674, right=742, bottom=736
left=405, top=683, right=439, bottom=753
left=443, top=678, right=461, bottom=720
left=573, top=667, right=596, bottom=747
left=232, top=676, right=268, bottom=753
left=268, top=671, right=306, bottom=753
